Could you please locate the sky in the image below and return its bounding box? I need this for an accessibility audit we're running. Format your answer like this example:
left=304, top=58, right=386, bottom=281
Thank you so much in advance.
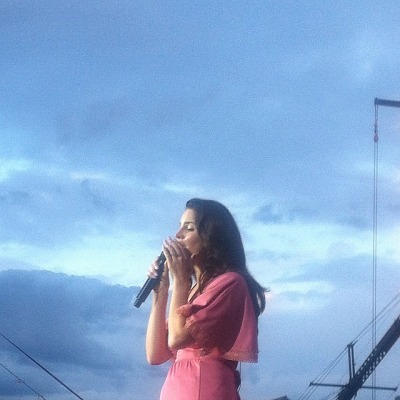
left=1, top=1, right=400, bottom=399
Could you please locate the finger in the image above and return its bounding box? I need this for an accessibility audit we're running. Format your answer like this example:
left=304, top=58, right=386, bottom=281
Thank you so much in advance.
left=166, top=237, right=187, bottom=258
left=162, top=241, right=173, bottom=266
left=163, top=239, right=179, bottom=258
left=147, top=259, right=161, bottom=279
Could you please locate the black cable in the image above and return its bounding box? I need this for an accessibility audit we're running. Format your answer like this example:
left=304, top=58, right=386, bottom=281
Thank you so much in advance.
left=0, top=361, right=47, bottom=399
left=0, top=332, right=85, bottom=400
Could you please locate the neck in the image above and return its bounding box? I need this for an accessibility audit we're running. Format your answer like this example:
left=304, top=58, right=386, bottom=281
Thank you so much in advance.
left=193, top=264, right=202, bottom=283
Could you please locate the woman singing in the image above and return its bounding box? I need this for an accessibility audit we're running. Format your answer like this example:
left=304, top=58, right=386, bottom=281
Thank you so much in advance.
left=146, top=198, right=266, bottom=400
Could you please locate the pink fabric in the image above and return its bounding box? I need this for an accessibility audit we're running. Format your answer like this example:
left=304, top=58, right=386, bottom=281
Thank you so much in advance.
left=160, top=272, right=258, bottom=400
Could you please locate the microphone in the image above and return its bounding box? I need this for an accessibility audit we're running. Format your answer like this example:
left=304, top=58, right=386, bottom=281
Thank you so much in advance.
left=133, top=252, right=166, bottom=308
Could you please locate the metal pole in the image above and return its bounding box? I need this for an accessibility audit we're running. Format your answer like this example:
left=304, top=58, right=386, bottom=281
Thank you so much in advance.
left=374, top=98, right=400, bottom=108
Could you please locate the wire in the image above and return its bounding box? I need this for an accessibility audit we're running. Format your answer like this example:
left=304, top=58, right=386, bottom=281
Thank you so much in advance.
left=353, top=292, right=400, bottom=345
left=372, top=101, right=379, bottom=400
left=0, top=332, right=85, bottom=400
left=298, top=348, right=347, bottom=400
left=299, top=98, right=400, bottom=400
left=371, top=97, right=400, bottom=400
left=298, top=294, right=400, bottom=400
left=0, top=361, right=47, bottom=399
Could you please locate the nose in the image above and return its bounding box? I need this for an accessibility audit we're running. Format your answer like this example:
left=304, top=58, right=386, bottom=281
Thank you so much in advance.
left=175, top=226, right=184, bottom=239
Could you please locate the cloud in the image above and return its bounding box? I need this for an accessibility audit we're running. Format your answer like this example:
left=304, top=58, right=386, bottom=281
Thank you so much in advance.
left=0, top=271, right=130, bottom=365
left=0, top=166, right=115, bottom=247
left=1, top=1, right=400, bottom=398
left=0, top=263, right=398, bottom=400
left=0, top=269, right=155, bottom=398
left=0, top=159, right=32, bottom=181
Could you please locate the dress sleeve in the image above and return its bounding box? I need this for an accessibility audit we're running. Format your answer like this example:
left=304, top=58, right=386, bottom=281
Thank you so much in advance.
left=177, top=272, right=258, bottom=362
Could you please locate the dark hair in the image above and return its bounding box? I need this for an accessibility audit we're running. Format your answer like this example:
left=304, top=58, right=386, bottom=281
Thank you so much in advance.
left=186, top=198, right=266, bottom=316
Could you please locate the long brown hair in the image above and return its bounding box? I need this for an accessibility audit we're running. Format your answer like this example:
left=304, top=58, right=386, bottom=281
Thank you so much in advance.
left=186, top=198, right=266, bottom=316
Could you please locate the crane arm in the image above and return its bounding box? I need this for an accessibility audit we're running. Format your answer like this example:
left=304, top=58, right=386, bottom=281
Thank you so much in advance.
left=337, top=315, right=400, bottom=400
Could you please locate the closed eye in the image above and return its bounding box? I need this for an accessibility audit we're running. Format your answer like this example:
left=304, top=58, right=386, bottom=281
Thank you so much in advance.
left=180, top=222, right=196, bottom=231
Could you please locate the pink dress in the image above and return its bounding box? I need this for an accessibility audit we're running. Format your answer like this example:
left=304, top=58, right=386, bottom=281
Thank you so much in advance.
left=160, top=272, right=258, bottom=400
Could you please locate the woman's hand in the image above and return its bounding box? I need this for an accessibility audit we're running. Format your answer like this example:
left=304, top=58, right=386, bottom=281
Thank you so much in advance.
left=162, top=238, right=193, bottom=284
left=148, top=255, right=170, bottom=294
left=163, top=238, right=194, bottom=350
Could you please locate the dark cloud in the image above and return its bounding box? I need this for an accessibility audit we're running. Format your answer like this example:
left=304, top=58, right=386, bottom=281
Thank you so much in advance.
left=0, top=270, right=132, bottom=366
left=0, top=170, right=116, bottom=247
left=0, top=264, right=398, bottom=399
left=251, top=166, right=389, bottom=231
left=254, top=203, right=319, bottom=224
left=56, top=99, right=132, bottom=143
left=0, top=166, right=181, bottom=250
left=0, top=269, right=162, bottom=398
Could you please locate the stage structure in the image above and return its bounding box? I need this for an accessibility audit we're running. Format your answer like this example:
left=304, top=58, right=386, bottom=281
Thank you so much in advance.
left=308, top=97, right=400, bottom=400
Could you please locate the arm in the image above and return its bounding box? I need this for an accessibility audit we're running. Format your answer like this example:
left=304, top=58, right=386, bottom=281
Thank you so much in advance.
left=167, top=278, right=192, bottom=350
left=163, top=238, right=194, bottom=351
left=145, top=261, right=173, bottom=365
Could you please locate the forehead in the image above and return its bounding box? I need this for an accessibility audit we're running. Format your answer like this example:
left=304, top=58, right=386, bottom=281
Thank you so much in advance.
left=180, top=208, right=196, bottom=223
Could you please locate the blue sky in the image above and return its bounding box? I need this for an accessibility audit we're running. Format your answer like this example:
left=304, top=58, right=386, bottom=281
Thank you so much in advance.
left=1, top=1, right=400, bottom=399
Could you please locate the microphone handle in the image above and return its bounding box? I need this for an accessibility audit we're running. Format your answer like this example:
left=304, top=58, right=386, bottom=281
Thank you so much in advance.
left=133, top=252, right=166, bottom=308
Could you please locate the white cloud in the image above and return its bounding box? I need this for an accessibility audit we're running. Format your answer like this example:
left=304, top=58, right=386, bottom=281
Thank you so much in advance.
left=0, top=231, right=160, bottom=286
left=0, top=158, right=32, bottom=181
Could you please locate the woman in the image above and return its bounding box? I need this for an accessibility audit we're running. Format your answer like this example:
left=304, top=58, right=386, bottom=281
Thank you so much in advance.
left=146, top=198, right=266, bottom=400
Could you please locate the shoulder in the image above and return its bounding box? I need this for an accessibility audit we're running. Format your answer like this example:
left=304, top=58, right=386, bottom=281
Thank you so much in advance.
left=207, top=271, right=247, bottom=290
